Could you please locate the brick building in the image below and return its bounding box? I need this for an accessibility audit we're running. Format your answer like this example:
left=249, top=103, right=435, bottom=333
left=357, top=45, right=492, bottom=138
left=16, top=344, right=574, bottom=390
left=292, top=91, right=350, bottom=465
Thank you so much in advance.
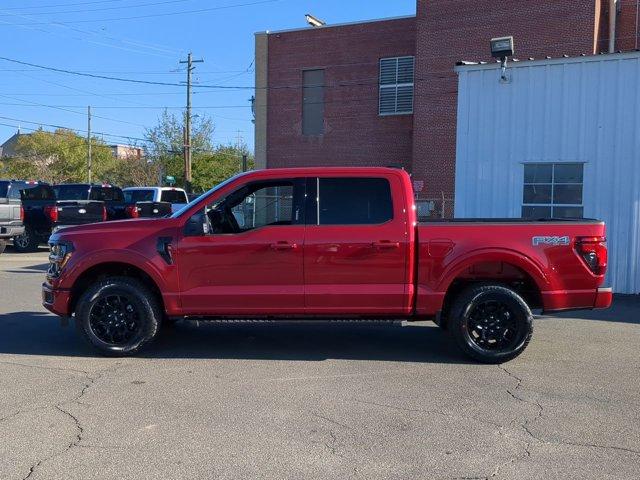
left=254, top=0, right=639, bottom=215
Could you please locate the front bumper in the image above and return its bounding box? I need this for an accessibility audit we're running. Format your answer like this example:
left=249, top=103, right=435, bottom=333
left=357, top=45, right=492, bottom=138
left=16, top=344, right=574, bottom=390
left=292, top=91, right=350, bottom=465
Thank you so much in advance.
left=42, top=283, right=71, bottom=317
left=0, top=224, right=25, bottom=239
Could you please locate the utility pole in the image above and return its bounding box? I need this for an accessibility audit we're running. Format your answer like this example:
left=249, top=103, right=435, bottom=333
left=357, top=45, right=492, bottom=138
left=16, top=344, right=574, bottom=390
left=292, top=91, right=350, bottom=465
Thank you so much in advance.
left=87, top=105, right=92, bottom=183
left=179, top=52, right=203, bottom=194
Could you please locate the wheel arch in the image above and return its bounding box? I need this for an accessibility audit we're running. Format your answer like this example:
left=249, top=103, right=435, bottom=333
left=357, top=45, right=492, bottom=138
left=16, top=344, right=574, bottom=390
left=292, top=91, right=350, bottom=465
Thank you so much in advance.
left=69, top=262, right=165, bottom=315
left=437, top=250, right=547, bottom=328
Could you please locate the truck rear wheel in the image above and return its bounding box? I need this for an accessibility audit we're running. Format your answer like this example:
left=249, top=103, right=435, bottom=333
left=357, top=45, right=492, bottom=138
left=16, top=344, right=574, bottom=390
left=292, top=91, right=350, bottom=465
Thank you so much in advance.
left=449, top=284, right=533, bottom=364
left=13, top=226, right=39, bottom=253
left=75, top=277, right=162, bottom=356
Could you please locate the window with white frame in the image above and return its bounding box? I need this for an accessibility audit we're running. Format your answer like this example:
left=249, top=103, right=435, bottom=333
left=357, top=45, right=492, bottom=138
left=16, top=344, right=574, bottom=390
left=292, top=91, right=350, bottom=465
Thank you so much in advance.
left=379, top=56, right=414, bottom=115
left=522, top=163, right=584, bottom=218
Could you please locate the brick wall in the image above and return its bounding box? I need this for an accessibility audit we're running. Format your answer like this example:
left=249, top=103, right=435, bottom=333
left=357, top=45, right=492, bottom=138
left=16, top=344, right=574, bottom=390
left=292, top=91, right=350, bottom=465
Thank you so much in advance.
left=265, top=17, right=416, bottom=169
left=259, top=1, right=639, bottom=215
left=412, top=0, right=604, bottom=211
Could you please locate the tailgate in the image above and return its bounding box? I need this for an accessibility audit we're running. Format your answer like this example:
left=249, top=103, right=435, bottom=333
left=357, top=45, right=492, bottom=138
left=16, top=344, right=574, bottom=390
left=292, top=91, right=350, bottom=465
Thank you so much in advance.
left=0, top=202, right=21, bottom=222
left=55, top=200, right=105, bottom=225
left=135, top=201, right=172, bottom=218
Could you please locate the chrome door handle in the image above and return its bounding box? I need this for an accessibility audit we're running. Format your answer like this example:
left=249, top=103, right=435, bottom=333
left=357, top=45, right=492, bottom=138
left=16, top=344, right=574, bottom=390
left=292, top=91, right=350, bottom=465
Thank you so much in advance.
left=270, top=242, right=297, bottom=250
left=372, top=241, right=400, bottom=249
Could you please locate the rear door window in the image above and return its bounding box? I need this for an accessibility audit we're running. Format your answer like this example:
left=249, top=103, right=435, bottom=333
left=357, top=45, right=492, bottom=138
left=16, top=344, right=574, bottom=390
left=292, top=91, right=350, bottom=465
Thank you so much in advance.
left=21, top=184, right=55, bottom=200
left=160, top=189, right=188, bottom=204
left=0, top=181, right=9, bottom=198
left=312, top=177, right=393, bottom=225
left=91, top=187, right=124, bottom=202
left=54, top=185, right=90, bottom=200
left=124, top=189, right=154, bottom=203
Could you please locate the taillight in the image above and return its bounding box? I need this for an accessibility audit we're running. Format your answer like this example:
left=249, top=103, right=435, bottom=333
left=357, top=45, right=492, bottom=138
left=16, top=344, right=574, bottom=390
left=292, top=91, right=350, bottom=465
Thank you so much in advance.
left=44, top=205, right=59, bottom=223
left=125, top=205, right=139, bottom=218
left=576, top=236, right=607, bottom=275
left=102, top=206, right=108, bottom=222
left=20, top=205, right=24, bottom=222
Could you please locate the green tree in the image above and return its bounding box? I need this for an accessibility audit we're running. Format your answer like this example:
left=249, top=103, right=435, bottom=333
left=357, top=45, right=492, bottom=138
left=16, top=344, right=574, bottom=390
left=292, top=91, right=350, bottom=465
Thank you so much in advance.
left=144, top=110, right=254, bottom=191
left=2, top=128, right=116, bottom=183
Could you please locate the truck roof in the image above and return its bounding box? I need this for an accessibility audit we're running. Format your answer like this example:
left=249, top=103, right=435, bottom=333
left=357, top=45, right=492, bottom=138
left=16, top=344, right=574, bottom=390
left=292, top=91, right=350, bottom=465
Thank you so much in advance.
left=122, top=186, right=187, bottom=191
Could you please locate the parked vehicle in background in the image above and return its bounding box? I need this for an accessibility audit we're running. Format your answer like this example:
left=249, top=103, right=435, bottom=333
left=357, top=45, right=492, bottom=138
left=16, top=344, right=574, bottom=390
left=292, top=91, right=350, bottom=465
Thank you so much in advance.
left=53, top=183, right=127, bottom=220
left=43, top=168, right=613, bottom=362
left=10, top=181, right=106, bottom=253
left=123, top=187, right=188, bottom=213
left=0, top=180, right=25, bottom=254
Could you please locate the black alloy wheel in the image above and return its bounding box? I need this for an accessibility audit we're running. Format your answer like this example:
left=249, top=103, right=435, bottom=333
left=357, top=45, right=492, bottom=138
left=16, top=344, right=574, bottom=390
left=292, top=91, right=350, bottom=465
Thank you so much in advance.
left=449, top=284, right=533, bottom=363
left=75, top=277, right=161, bottom=356
left=89, top=295, right=142, bottom=345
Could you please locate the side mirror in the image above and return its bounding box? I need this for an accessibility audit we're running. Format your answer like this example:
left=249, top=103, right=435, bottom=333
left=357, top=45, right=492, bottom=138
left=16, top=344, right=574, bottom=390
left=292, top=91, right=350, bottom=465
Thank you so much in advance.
left=207, top=208, right=224, bottom=228
left=184, top=211, right=208, bottom=236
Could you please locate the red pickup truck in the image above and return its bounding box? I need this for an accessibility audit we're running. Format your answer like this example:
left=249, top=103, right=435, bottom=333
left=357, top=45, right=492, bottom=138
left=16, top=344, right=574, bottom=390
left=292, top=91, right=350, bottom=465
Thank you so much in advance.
left=43, top=168, right=611, bottom=363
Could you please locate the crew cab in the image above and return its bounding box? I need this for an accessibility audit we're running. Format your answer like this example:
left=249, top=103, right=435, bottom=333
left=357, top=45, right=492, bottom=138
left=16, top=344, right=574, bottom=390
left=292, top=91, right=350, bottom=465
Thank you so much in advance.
left=42, top=168, right=612, bottom=362
left=122, top=187, right=188, bottom=215
left=53, top=183, right=127, bottom=221
left=11, top=181, right=106, bottom=253
left=0, top=180, right=25, bottom=254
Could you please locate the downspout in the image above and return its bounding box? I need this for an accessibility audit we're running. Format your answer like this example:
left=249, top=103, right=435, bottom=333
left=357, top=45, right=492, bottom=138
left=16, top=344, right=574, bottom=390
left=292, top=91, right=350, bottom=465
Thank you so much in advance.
left=609, top=0, right=617, bottom=53
left=634, top=0, right=640, bottom=50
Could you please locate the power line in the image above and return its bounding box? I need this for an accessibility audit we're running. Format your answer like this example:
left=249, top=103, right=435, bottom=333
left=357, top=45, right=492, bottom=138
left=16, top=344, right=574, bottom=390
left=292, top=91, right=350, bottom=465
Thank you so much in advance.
left=5, top=0, right=280, bottom=25
left=0, top=0, right=197, bottom=17
left=0, top=0, right=130, bottom=10
left=0, top=115, right=150, bottom=143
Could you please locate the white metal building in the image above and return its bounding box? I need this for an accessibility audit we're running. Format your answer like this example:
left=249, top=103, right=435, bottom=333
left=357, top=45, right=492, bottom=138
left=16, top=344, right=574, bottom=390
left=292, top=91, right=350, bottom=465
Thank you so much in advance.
left=454, top=52, right=640, bottom=294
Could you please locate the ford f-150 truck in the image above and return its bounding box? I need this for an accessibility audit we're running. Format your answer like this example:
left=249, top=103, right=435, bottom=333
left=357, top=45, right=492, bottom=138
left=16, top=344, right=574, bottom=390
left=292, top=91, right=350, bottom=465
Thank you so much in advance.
left=122, top=187, right=188, bottom=215
left=53, top=183, right=127, bottom=221
left=11, top=181, right=106, bottom=252
left=0, top=180, right=25, bottom=254
left=42, top=168, right=612, bottom=362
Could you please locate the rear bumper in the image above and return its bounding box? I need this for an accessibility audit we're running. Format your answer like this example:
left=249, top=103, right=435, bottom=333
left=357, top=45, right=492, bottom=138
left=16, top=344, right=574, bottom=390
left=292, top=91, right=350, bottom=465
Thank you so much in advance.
left=0, top=224, right=25, bottom=239
left=542, top=287, right=613, bottom=313
left=594, top=287, right=613, bottom=309
left=42, top=283, right=71, bottom=317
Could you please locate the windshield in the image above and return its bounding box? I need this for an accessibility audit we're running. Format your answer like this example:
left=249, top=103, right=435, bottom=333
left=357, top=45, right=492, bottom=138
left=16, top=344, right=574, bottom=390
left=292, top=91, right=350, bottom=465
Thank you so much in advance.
left=124, top=189, right=154, bottom=203
left=54, top=184, right=90, bottom=200
left=170, top=173, right=245, bottom=218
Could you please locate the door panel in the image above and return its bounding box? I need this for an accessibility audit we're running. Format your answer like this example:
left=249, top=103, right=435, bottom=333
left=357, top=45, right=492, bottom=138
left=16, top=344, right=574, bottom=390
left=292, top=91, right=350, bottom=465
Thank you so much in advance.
left=304, top=176, right=410, bottom=314
left=177, top=179, right=305, bottom=315
left=178, top=226, right=305, bottom=315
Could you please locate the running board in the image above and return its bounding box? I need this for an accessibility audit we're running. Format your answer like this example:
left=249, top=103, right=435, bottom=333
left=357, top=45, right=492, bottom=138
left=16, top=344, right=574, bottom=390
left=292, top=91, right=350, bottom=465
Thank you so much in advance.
left=172, top=317, right=409, bottom=326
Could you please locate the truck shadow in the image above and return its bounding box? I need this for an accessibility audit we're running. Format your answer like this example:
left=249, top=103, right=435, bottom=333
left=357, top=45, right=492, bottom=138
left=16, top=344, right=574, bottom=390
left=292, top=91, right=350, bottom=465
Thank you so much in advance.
left=0, top=311, right=468, bottom=363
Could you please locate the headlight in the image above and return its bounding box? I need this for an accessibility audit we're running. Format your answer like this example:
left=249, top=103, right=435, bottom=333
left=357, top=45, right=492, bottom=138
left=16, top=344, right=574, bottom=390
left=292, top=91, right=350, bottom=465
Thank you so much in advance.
left=47, top=241, right=74, bottom=278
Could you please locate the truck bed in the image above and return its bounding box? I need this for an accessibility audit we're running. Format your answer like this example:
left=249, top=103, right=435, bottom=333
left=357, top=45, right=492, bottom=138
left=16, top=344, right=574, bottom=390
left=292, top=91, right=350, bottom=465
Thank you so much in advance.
left=415, top=220, right=607, bottom=316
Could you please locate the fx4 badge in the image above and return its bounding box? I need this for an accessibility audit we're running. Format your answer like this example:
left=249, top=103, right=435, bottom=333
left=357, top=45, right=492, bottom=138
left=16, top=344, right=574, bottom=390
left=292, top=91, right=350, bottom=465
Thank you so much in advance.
left=532, top=236, right=570, bottom=246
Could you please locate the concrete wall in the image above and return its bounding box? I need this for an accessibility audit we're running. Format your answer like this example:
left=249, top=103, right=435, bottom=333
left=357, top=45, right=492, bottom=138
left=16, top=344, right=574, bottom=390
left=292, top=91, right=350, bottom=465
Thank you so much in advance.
left=454, top=52, right=640, bottom=293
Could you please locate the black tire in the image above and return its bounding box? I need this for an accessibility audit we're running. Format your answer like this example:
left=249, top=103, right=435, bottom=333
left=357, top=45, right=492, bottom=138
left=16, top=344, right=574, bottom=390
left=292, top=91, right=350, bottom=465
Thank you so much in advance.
left=12, top=226, right=39, bottom=253
left=75, top=277, right=162, bottom=356
left=0, top=240, right=6, bottom=255
left=449, top=284, right=533, bottom=364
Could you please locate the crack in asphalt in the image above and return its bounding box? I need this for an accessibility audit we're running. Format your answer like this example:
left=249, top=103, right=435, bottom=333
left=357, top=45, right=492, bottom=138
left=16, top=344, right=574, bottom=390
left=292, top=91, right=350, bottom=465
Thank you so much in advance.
left=490, top=365, right=640, bottom=479
left=19, top=363, right=122, bottom=480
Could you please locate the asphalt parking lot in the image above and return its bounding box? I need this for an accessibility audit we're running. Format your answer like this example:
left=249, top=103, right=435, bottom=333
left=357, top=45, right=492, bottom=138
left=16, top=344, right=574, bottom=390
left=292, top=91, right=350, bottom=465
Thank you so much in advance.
left=0, top=248, right=638, bottom=480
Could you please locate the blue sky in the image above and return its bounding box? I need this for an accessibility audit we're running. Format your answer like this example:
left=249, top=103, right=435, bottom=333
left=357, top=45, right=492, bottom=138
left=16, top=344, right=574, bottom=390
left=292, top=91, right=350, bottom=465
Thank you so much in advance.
left=0, top=0, right=416, bottom=152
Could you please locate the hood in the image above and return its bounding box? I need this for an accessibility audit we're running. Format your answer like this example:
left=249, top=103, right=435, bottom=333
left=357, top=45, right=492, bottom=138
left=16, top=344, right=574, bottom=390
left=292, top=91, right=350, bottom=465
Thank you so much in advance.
left=50, top=217, right=176, bottom=243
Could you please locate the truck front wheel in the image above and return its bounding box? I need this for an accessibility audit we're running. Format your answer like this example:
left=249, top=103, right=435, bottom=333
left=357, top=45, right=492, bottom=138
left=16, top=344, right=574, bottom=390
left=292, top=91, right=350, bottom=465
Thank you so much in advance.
left=75, top=277, right=162, bottom=356
left=449, top=285, right=533, bottom=364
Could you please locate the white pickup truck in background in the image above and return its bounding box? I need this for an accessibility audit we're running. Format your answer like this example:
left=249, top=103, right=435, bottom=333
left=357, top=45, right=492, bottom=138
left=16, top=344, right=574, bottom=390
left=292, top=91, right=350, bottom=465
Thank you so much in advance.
left=122, top=187, right=189, bottom=214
